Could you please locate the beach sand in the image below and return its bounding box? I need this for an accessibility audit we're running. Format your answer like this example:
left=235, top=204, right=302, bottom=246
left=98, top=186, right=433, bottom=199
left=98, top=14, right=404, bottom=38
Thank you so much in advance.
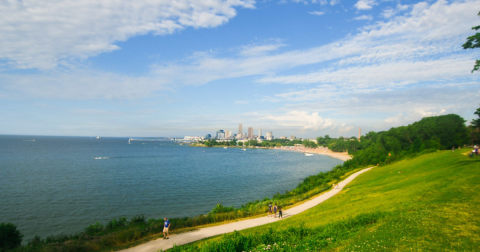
left=273, top=146, right=352, bottom=161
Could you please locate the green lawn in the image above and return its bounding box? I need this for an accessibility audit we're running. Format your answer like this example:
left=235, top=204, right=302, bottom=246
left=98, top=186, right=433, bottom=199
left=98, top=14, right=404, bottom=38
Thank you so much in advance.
left=171, top=149, right=480, bottom=251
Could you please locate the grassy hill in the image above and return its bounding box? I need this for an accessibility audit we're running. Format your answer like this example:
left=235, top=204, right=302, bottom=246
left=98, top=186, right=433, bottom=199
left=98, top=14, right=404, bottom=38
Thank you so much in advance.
left=170, top=149, right=480, bottom=251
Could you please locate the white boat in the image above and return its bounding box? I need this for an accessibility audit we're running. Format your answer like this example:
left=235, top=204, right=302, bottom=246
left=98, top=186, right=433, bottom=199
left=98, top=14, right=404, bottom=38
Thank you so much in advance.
left=224, top=147, right=228, bottom=149
left=241, top=148, right=247, bottom=151
left=96, top=136, right=101, bottom=139
left=304, top=153, right=314, bottom=156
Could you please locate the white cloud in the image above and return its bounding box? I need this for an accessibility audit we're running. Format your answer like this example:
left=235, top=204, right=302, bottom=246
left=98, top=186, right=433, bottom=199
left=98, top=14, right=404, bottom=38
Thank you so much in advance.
left=354, top=15, right=373, bottom=21
left=264, top=111, right=337, bottom=131
left=0, top=0, right=255, bottom=69
left=330, top=0, right=341, bottom=6
left=384, top=113, right=409, bottom=125
left=354, top=0, right=376, bottom=10
left=2, top=0, right=479, bottom=103
left=309, top=11, right=325, bottom=15
left=257, top=57, right=474, bottom=87
left=338, top=124, right=354, bottom=133
left=382, top=4, right=410, bottom=18
left=270, top=83, right=480, bottom=124
left=239, top=43, right=286, bottom=56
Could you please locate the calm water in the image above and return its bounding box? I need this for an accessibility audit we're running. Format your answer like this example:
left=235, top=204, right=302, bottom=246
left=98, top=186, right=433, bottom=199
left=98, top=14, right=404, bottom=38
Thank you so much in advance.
left=0, top=135, right=343, bottom=241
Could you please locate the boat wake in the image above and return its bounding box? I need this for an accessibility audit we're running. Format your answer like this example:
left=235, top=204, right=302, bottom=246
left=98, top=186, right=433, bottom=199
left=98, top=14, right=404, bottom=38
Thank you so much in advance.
left=93, top=157, right=110, bottom=160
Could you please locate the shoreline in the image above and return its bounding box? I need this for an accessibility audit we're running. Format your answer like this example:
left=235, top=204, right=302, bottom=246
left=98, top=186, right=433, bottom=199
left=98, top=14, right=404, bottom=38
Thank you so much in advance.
left=273, top=146, right=352, bottom=161
left=189, top=144, right=352, bottom=162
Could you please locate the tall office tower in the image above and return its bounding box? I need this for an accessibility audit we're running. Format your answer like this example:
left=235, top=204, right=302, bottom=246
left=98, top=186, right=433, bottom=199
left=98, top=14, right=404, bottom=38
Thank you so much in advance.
left=266, top=132, right=273, bottom=140
left=359, top=128, right=361, bottom=140
left=258, top=127, right=262, bottom=137
left=238, top=123, right=243, bottom=135
left=216, top=130, right=225, bottom=139
left=225, top=130, right=232, bottom=139
left=248, top=127, right=254, bottom=139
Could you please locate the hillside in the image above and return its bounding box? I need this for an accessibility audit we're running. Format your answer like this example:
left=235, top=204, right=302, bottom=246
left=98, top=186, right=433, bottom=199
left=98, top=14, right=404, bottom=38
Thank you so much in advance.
left=170, top=149, right=480, bottom=251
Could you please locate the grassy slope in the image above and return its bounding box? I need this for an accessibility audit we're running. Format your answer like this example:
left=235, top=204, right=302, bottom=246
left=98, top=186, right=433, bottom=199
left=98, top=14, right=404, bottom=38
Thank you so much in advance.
left=178, top=149, right=480, bottom=251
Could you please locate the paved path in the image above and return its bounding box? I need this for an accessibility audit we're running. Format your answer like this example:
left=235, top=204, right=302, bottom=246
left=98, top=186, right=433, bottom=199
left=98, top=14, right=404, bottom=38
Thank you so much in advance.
left=119, top=167, right=372, bottom=252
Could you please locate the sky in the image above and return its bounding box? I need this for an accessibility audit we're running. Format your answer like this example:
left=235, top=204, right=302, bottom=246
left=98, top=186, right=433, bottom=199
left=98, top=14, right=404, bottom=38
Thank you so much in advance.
left=0, top=0, right=479, bottom=138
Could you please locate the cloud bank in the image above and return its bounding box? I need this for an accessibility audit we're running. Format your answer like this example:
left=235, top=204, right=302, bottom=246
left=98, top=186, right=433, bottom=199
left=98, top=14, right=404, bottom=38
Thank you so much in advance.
left=0, top=0, right=254, bottom=69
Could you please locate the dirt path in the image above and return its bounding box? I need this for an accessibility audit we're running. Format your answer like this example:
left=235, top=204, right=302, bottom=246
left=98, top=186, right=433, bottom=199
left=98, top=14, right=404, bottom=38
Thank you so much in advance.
left=119, top=167, right=372, bottom=252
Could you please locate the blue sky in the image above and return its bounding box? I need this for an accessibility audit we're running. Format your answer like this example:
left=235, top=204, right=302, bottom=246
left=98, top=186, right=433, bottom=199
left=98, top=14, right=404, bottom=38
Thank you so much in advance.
left=0, top=0, right=479, bottom=138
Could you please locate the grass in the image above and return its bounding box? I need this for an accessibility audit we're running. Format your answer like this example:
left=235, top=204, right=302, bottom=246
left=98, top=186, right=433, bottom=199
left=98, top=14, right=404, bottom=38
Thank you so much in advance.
left=171, top=149, right=480, bottom=251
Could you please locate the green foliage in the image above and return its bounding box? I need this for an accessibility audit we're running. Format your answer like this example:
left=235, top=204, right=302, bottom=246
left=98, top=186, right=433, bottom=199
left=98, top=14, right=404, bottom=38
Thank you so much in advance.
left=210, top=204, right=235, bottom=214
left=176, top=146, right=480, bottom=251
left=302, top=139, right=318, bottom=148
left=472, top=106, right=480, bottom=128
left=168, top=212, right=385, bottom=252
left=0, top=223, right=23, bottom=251
left=463, top=11, right=480, bottom=72
left=343, top=114, right=469, bottom=169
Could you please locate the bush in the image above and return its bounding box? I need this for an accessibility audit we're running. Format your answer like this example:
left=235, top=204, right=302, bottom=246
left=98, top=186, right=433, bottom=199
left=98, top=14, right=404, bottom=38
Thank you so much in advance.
left=0, top=223, right=23, bottom=251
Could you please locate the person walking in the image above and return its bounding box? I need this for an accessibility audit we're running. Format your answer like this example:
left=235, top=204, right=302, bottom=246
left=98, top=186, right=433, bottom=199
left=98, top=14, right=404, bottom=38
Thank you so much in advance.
left=163, top=217, right=170, bottom=239
left=278, top=206, right=283, bottom=218
left=273, top=204, right=277, bottom=218
left=268, top=202, right=272, bottom=217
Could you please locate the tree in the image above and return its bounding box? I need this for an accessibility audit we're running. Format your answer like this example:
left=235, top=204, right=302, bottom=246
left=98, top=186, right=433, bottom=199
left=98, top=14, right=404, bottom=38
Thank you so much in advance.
left=0, top=223, right=23, bottom=251
left=472, top=106, right=480, bottom=128
left=463, top=11, right=480, bottom=72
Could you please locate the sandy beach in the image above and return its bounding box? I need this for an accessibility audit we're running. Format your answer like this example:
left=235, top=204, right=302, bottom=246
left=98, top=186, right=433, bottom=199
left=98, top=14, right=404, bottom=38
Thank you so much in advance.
left=273, top=146, right=352, bottom=161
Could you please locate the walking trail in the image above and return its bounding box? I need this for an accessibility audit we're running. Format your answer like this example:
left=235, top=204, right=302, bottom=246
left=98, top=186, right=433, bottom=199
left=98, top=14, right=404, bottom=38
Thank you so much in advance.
left=120, top=167, right=372, bottom=252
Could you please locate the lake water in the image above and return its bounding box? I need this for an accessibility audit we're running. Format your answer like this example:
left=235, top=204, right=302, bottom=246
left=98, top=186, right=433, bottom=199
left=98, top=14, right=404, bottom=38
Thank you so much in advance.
left=0, top=135, right=343, bottom=241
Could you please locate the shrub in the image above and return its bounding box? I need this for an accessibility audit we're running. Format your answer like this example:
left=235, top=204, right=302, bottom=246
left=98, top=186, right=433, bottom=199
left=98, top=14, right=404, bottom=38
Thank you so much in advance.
left=0, top=222, right=23, bottom=251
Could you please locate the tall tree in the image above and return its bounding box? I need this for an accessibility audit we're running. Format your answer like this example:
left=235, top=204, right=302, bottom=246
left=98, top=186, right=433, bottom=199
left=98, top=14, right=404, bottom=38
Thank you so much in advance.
left=462, top=11, right=480, bottom=72
left=472, top=106, right=480, bottom=128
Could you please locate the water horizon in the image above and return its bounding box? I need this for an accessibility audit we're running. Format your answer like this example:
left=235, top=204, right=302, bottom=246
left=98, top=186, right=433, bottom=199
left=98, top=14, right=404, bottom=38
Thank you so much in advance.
left=0, top=135, right=343, bottom=241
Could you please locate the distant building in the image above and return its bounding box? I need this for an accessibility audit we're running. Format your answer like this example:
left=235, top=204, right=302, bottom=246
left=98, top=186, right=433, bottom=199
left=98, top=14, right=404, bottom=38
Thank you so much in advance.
left=290, top=135, right=296, bottom=140
left=248, top=127, right=254, bottom=139
left=225, top=130, right=232, bottom=139
left=238, top=123, right=243, bottom=136
left=258, top=127, right=262, bottom=138
left=205, top=134, right=211, bottom=139
left=280, top=136, right=287, bottom=140
left=216, top=130, right=225, bottom=140
left=184, top=136, right=201, bottom=141
left=359, top=127, right=361, bottom=140
left=266, top=132, right=273, bottom=140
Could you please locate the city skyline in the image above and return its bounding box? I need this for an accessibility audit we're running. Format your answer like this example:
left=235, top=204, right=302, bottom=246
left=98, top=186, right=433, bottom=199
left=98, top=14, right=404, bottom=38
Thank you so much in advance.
left=1, top=0, right=479, bottom=138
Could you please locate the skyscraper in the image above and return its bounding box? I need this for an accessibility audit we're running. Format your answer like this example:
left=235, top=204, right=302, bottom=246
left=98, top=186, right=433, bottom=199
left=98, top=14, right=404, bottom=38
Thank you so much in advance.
left=216, top=130, right=225, bottom=139
left=266, top=132, right=273, bottom=140
left=258, top=127, right=262, bottom=138
left=238, top=123, right=242, bottom=135
left=248, top=127, right=253, bottom=139
left=225, top=130, right=232, bottom=139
